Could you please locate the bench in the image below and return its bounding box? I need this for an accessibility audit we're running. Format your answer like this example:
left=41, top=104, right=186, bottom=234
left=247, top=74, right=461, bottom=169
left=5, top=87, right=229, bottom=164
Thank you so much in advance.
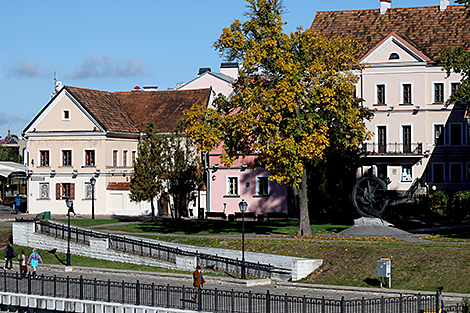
left=266, top=212, right=288, bottom=222
left=205, top=212, right=227, bottom=219
left=234, top=212, right=257, bottom=220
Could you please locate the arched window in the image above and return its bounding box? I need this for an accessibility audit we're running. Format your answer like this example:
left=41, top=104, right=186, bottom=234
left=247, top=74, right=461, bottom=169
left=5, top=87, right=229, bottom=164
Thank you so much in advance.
left=389, top=53, right=399, bottom=60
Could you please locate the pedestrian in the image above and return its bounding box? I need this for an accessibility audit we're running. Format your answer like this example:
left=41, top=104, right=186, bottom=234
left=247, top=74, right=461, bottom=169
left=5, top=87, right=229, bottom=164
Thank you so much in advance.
left=18, top=249, right=27, bottom=279
left=27, top=249, right=42, bottom=279
left=13, top=195, right=21, bottom=214
left=192, top=265, right=205, bottom=303
left=4, top=243, right=15, bottom=270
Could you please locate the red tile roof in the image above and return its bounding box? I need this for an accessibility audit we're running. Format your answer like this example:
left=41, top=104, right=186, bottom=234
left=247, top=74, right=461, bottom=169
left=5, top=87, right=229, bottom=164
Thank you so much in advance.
left=309, top=5, right=470, bottom=61
left=107, top=182, right=131, bottom=190
left=115, top=88, right=211, bottom=132
left=66, top=86, right=139, bottom=133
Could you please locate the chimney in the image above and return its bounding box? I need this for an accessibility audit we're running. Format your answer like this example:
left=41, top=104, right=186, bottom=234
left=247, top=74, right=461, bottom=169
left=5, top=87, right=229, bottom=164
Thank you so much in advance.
left=440, top=0, right=449, bottom=11
left=380, top=0, right=391, bottom=14
left=198, top=68, right=211, bottom=75
left=220, top=62, right=239, bottom=79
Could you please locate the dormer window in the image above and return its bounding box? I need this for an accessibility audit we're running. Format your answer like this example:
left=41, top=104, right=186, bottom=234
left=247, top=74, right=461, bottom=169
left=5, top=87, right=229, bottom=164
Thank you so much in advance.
left=389, top=53, right=399, bottom=60
left=63, top=109, right=70, bottom=120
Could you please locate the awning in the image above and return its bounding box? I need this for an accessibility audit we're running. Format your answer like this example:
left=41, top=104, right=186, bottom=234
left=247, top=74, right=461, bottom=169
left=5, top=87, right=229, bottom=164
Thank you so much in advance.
left=0, top=162, right=27, bottom=178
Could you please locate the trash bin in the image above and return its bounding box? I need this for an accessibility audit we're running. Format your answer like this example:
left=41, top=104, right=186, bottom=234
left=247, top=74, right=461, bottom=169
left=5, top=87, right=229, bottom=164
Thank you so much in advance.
left=198, top=208, right=204, bottom=220
left=44, top=211, right=51, bottom=220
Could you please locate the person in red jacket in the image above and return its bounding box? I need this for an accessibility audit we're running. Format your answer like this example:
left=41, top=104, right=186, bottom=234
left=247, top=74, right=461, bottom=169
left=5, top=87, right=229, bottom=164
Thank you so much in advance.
left=192, top=265, right=205, bottom=303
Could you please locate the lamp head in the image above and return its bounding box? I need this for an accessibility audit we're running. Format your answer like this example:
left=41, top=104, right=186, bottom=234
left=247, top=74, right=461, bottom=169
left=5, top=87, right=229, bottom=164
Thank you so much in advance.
left=238, top=199, right=248, bottom=212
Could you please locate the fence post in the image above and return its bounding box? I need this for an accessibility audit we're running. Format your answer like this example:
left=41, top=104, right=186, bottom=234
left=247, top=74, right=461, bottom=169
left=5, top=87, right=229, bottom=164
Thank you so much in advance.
left=136, top=280, right=140, bottom=305
left=436, top=290, right=440, bottom=313
left=249, top=290, right=252, bottom=313
left=167, top=284, right=170, bottom=308
left=266, top=290, right=270, bottom=313
left=418, top=293, right=422, bottom=313
left=15, top=272, right=18, bottom=294
left=362, top=297, right=365, bottom=313
left=215, top=288, right=218, bottom=312
left=285, top=293, right=289, bottom=313
left=107, top=279, right=110, bottom=302
left=41, top=274, right=44, bottom=296
left=231, top=289, right=235, bottom=313
left=341, top=296, right=345, bottom=313
left=399, top=294, right=403, bottom=313
left=53, top=275, right=56, bottom=297
left=381, top=296, right=384, bottom=313
left=3, top=270, right=6, bottom=292
left=80, top=276, right=84, bottom=300
left=182, top=285, right=185, bottom=310
left=27, top=272, right=31, bottom=295
left=66, top=276, right=70, bottom=298
left=302, top=295, right=306, bottom=313
left=94, top=278, right=97, bottom=301
left=151, top=283, right=155, bottom=307
left=198, top=286, right=202, bottom=311
left=321, top=296, right=325, bottom=313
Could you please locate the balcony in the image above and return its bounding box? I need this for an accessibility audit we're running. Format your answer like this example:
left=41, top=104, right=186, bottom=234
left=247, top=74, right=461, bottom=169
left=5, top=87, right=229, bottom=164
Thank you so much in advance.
left=361, top=142, right=423, bottom=156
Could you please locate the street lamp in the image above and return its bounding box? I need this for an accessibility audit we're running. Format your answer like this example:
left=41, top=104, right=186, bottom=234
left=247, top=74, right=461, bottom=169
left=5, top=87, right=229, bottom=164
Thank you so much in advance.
left=65, top=197, right=74, bottom=266
left=90, top=176, right=96, bottom=219
left=238, top=199, right=248, bottom=279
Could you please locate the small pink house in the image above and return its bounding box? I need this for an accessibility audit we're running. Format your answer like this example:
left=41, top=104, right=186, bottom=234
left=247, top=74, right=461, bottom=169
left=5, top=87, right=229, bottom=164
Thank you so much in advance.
left=204, top=145, right=289, bottom=217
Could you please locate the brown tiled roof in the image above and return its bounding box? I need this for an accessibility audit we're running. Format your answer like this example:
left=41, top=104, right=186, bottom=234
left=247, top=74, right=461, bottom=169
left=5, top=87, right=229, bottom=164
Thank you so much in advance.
left=115, top=88, right=211, bottom=132
left=107, top=182, right=131, bottom=190
left=310, top=5, right=470, bottom=60
left=66, top=86, right=139, bottom=133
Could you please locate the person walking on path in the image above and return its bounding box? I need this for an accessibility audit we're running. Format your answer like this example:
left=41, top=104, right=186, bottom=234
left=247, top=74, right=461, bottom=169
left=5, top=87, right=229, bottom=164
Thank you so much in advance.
left=192, top=265, right=206, bottom=303
left=18, top=250, right=27, bottom=279
left=4, top=243, right=15, bottom=270
left=28, top=249, right=42, bottom=279
left=13, top=195, right=21, bottom=214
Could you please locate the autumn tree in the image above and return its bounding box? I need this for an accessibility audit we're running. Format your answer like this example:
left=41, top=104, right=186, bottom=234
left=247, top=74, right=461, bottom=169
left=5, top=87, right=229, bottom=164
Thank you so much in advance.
left=131, top=121, right=203, bottom=221
left=185, top=0, right=372, bottom=235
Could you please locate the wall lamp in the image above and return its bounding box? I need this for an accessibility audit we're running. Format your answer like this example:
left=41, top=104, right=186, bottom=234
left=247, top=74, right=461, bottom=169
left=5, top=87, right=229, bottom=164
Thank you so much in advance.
left=387, top=106, right=394, bottom=116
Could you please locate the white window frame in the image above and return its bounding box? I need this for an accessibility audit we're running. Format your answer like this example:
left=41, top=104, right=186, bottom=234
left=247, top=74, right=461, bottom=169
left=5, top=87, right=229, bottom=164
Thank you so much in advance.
left=450, top=162, right=463, bottom=183
left=226, top=175, right=240, bottom=196
left=256, top=175, right=270, bottom=196
left=374, top=82, right=387, bottom=105
left=62, top=109, right=70, bottom=121
left=60, top=148, right=73, bottom=167
left=432, top=162, right=445, bottom=183
left=38, top=149, right=51, bottom=167
left=449, top=123, right=463, bottom=146
left=432, top=123, right=445, bottom=146
left=400, top=82, right=414, bottom=105
left=400, top=163, right=413, bottom=183
left=432, top=81, right=445, bottom=104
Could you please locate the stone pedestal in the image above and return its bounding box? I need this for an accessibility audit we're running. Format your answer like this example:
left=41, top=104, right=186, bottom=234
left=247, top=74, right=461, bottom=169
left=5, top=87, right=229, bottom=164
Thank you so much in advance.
left=354, top=217, right=394, bottom=227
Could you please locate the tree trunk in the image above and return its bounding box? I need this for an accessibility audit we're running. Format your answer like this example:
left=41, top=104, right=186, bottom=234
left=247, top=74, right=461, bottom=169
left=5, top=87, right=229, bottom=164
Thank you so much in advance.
left=150, top=200, right=156, bottom=221
left=297, top=167, right=311, bottom=236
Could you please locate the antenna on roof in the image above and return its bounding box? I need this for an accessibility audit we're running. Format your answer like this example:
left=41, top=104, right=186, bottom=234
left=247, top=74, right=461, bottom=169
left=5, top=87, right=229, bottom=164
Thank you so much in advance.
left=51, top=71, right=63, bottom=98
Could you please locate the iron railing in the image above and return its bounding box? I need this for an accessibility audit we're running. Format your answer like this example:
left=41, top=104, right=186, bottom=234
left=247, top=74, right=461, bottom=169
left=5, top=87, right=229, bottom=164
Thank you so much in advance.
left=361, top=143, right=423, bottom=155
left=1, top=271, right=465, bottom=313
left=34, top=220, right=288, bottom=279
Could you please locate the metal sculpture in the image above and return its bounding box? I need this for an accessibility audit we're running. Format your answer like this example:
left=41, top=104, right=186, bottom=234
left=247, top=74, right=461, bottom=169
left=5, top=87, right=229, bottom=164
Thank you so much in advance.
left=352, top=176, right=390, bottom=218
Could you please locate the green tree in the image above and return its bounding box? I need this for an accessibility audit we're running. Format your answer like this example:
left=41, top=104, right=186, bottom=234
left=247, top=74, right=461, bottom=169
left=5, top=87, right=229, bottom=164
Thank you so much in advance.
left=131, top=122, right=203, bottom=221
left=0, top=144, right=19, bottom=163
left=185, top=0, right=372, bottom=235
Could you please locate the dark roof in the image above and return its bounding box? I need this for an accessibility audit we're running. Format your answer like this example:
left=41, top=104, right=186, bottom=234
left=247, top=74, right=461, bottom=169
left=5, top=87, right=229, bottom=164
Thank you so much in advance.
left=309, top=5, right=470, bottom=60
left=115, top=88, right=211, bottom=132
left=66, top=86, right=139, bottom=133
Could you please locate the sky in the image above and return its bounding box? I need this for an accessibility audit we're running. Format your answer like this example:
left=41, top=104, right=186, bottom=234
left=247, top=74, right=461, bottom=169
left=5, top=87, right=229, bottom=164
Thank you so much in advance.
left=0, top=0, right=458, bottom=138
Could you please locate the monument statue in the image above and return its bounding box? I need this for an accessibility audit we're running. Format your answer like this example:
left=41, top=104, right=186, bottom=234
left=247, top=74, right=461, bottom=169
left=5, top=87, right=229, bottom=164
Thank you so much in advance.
left=352, top=176, right=392, bottom=226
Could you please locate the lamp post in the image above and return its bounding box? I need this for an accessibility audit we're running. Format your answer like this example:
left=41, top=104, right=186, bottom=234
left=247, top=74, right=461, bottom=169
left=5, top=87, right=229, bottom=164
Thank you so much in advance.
left=238, top=199, right=248, bottom=279
left=65, top=197, right=74, bottom=266
left=90, top=176, right=96, bottom=219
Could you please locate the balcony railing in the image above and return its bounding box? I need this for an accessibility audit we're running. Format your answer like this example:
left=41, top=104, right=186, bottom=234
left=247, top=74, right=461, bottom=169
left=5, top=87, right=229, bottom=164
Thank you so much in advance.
left=361, top=143, right=423, bottom=156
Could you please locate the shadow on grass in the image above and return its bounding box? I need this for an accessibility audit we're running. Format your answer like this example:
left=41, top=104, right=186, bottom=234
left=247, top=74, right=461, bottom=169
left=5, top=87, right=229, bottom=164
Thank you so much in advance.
left=363, top=278, right=381, bottom=287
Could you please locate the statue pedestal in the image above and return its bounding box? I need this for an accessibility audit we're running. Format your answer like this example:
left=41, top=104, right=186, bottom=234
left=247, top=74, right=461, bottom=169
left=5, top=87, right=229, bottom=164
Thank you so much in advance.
left=354, top=217, right=394, bottom=227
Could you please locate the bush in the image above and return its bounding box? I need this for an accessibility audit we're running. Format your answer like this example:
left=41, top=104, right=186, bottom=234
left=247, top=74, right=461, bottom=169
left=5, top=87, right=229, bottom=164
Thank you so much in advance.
left=451, top=191, right=470, bottom=219
left=428, top=190, right=449, bottom=214
left=462, top=297, right=470, bottom=313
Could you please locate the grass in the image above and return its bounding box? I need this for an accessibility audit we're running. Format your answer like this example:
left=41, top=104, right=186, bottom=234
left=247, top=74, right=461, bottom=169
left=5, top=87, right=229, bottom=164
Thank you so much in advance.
left=89, top=220, right=350, bottom=236
left=54, top=218, right=122, bottom=227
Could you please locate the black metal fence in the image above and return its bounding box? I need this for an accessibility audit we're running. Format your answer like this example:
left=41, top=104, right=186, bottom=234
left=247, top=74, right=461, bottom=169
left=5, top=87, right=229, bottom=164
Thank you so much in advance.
left=34, top=220, right=288, bottom=279
left=1, top=271, right=465, bottom=313
left=361, top=143, right=423, bottom=155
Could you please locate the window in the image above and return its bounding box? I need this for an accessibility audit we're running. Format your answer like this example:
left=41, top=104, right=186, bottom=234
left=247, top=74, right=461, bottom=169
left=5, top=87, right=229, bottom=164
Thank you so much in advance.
left=113, top=150, right=118, bottom=167
left=257, top=176, right=269, bottom=196
left=451, top=163, right=462, bottom=183
left=450, top=124, right=462, bottom=146
left=123, top=150, right=128, bottom=167
left=389, top=53, right=399, bottom=60
left=132, top=151, right=136, bottom=166
left=39, top=183, right=50, bottom=199
left=377, top=126, right=386, bottom=153
left=467, top=164, right=470, bottom=182
left=227, top=177, right=239, bottom=196
left=377, top=84, right=385, bottom=105
left=40, top=150, right=49, bottom=167
left=433, top=163, right=444, bottom=183
left=56, top=183, right=74, bottom=200
left=401, top=164, right=412, bottom=182
left=434, top=125, right=444, bottom=145
left=62, top=150, right=72, bottom=166
left=85, top=150, right=95, bottom=166
left=63, top=110, right=70, bottom=120
left=402, top=125, right=411, bottom=153
left=376, top=164, right=388, bottom=179
left=403, top=84, right=412, bottom=104
left=451, top=82, right=467, bottom=104
left=434, top=83, right=444, bottom=103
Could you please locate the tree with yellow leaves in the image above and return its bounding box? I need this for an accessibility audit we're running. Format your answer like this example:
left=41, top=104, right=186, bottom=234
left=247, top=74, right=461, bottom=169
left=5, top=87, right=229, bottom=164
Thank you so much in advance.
left=185, top=0, right=372, bottom=235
